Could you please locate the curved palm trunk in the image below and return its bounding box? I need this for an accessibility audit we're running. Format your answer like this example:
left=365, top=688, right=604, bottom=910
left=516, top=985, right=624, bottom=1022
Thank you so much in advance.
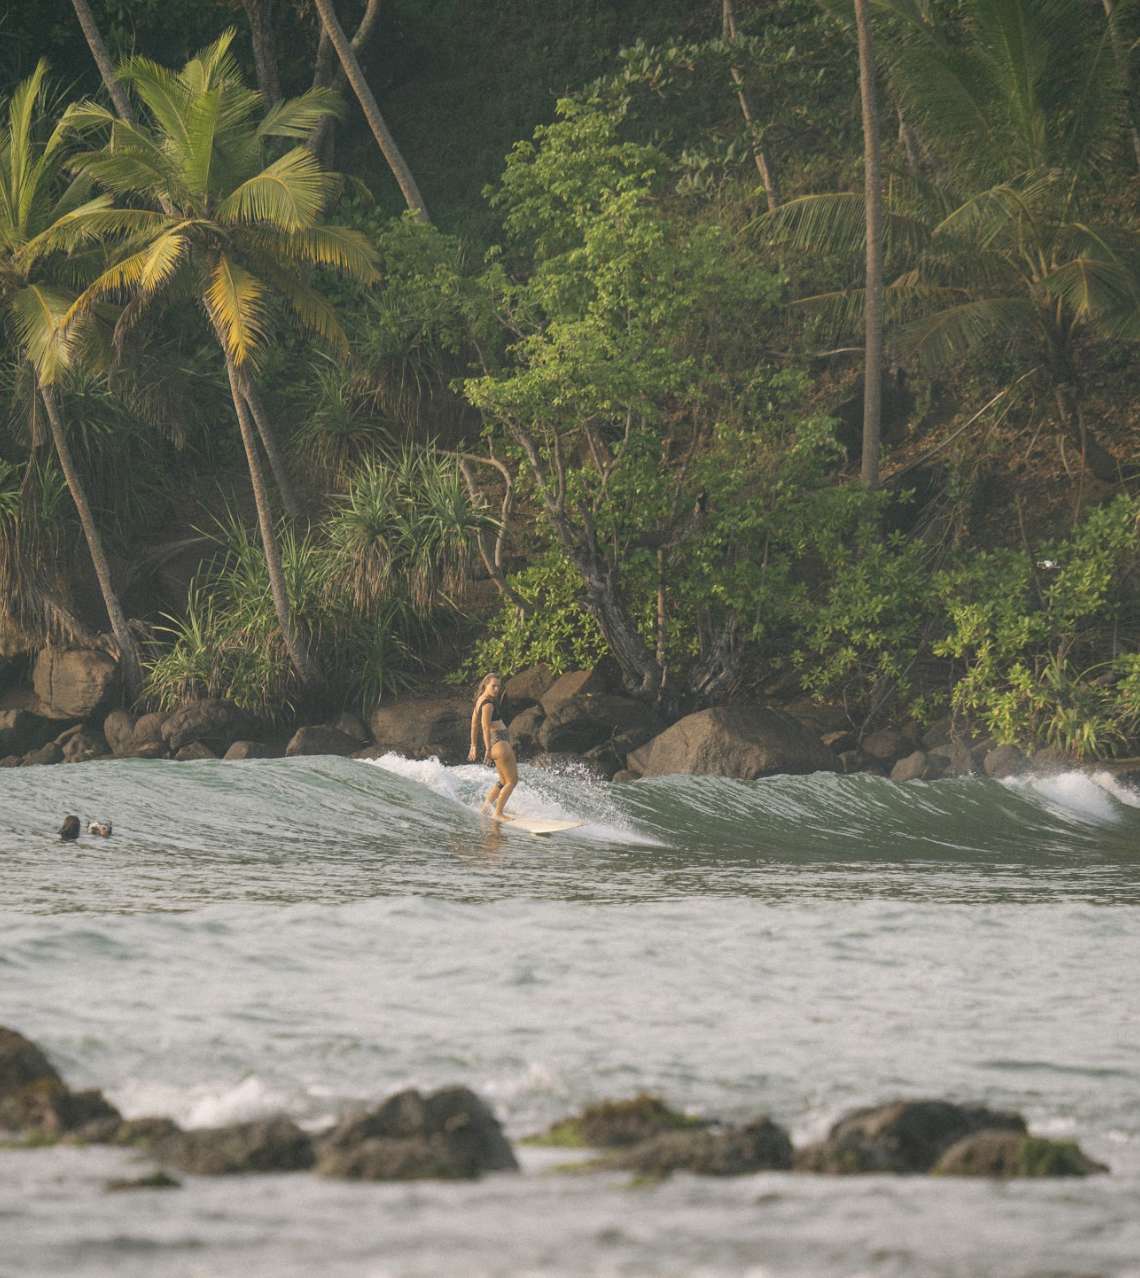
left=238, top=372, right=300, bottom=517
left=854, top=0, right=884, bottom=493
left=221, top=352, right=324, bottom=689
left=311, top=0, right=430, bottom=223
left=309, top=0, right=382, bottom=164
left=70, top=0, right=137, bottom=126
left=39, top=380, right=144, bottom=700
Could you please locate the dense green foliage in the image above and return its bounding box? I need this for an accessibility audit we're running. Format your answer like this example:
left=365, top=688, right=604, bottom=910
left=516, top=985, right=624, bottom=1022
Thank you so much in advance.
left=1, top=0, right=1138, bottom=755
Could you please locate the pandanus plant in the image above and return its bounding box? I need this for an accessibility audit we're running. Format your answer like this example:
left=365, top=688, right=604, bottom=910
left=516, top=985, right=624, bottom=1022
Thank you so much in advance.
left=0, top=60, right=145, bottom=695
left=54, top=31, right=379, bottom=689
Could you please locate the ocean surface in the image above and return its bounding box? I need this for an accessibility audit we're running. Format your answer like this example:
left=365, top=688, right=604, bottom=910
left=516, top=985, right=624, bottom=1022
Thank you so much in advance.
left=2, top=753, right=1139, bottom=1278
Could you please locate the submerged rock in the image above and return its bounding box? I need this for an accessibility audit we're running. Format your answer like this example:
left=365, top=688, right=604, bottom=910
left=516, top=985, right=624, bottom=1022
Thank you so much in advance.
left=603, top=1118, right=793, bottom=1176
left=156, top=1118, right=314, bottom=1175
left=529, top=1095, right=704, bottom=1149
left=933, top=1131, right=1107, bottom=1177
left=316, top=1085, right=517, bottom=1181
left=0, top=1025, right=122, bottom=1138
left=793, top=1100, right=1026, bottom=1174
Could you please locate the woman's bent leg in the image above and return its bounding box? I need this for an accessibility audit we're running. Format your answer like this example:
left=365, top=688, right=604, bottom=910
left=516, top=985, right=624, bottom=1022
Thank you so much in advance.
left=491, top=742, right=518, bottom=818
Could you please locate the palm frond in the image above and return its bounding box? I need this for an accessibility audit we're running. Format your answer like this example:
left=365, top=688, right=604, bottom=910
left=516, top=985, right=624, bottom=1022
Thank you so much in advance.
left=217, top=147, right=333, bottom=230
left=257, top=88, right=343, bottom=141
left=261, top=264, right=350, bottom=353
left=205, top=255, right=271, bottom=364
left=114, top=58, right=192, bottom=153
left=246, top=222, right=379, bottom=282
left=20, top=200, right=164, bottom=259
left=6, top=282, right=81, bottom=383
left=897, top=295, right=1036, bottom=367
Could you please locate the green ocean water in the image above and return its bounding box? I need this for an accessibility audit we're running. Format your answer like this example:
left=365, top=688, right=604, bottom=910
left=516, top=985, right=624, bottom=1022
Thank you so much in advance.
left=2, top=754, right=1139, bottom=1278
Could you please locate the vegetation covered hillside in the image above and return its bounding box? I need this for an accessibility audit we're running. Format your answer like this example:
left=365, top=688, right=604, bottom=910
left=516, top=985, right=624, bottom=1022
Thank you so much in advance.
left=1, top=0, right=1139, bottom=757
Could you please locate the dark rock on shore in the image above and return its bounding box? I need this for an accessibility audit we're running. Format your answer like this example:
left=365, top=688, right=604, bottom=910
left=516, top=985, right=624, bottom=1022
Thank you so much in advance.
left=793, top=1100, right=1026, bottom=1174
left=285, top=725, right=360, bottom=758
left=503, top=664, right=555, bottom=717
left=984, top=744, right=1029, bottom=779
left=33, top=647, right=120, bottom=719
left=538, top=694, right=664, bottom=756
left=602, top=1118, right=793, bottom=1176
left=156, top=1118, right=314, bottom=1175
left=368, top=696, right=472, bottom=764
left=174, top=740, right=218, bottom=761
left=103, top=709, right=138, bottom=756
left=162, top=699, right=255, bottom=757
left=67, top=1114, right=182, bottom=1148
left=508, top=705, right=545, bottom=756
left=627, top=707, right=842, bottom=780
left=315, top=1085, right=517, bottom=1180
left=224, top=740, right=279, bottom=760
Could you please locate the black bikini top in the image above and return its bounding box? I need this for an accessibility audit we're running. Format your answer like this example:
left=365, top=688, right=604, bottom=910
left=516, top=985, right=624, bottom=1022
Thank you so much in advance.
left=477, top=695, right=503, bottom=723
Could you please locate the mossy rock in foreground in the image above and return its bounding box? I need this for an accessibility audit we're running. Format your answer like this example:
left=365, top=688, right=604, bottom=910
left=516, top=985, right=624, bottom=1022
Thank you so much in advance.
left=524, top=1095, right=705, bottom=1149
left=933, top=1131, right=1108, bottom=1178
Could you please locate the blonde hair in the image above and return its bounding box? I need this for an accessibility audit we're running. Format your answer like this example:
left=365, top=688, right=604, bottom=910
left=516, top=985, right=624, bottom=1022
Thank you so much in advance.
left=474, top=672, right=502, bottom=703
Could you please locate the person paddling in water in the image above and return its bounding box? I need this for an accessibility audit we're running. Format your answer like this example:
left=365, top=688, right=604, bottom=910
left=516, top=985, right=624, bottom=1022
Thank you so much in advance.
left=469, top=672, right=518, bottom=820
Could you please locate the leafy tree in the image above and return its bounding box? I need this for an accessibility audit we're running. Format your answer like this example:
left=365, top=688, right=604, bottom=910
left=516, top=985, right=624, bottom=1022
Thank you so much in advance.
left=465, top=99, right=839, bottom=714
left=58, top=31, right=378, bottom=689
left=0, top=60, right=145, bottom=694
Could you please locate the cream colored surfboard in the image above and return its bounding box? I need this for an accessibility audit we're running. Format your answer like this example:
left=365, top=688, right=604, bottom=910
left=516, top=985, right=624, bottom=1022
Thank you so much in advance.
left=493, top=815, right=586, bottom=836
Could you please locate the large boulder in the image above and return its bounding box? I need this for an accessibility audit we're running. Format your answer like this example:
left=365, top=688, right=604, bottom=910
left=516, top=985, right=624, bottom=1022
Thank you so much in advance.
left=793, top=1100, right=1026, bottom=1174
left=507, top=705, right=545, bottom=757
left=103, top=709, right=138, bottom=757
left=368, top=697, right=472, bottom=765
left=540, top=666, right=617, bottom=715
left=61, top=728, right=108, bottom=763
left=0, top=1026, right=62, bottom=1093
left=224, top=740, right=279, bottom=761
left=156, top=1118, right=314, bottom=1175
left=285, top=725, right=360, bottom=758
left=502, top=664, right=555, bottom=717
left=538, top=694, right=665, bottom=756
left=315, top=1086, right=517, bottom=1180
left=161, top=699, right=255, bottom=756
left=33, top=647, right=121, bottom=719
left=627, top=707, right=842, bottom=780
left=603, top=1119, right=793, bottom=1176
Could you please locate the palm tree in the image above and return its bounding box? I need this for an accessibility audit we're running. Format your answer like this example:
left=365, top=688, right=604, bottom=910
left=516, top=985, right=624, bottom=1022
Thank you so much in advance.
left=854, top=0, right=884, bottom=492
left=57, top=31, right=379, bottom=688
left=0, top=61, right=145, bottom=697
left=761, top=0, right=1140, bottom=484
left=311, top=0, right=430, bottom=223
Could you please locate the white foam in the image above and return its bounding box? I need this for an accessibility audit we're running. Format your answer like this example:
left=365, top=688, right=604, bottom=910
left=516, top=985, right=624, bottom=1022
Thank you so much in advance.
left=1004, top=769, right=1132, bottom=822
left=111, top=1073, right=290, bottom=1129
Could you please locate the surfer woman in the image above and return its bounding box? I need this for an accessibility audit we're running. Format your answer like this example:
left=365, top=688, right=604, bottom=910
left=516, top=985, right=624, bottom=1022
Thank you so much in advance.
left=468, top=672, right=518, bottom=820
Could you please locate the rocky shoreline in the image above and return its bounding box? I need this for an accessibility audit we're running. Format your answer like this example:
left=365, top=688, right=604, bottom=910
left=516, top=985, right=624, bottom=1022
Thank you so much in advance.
left=0, top=1026, right=1108, bottom=1186
left=4, top=648, right=1139, bottom=792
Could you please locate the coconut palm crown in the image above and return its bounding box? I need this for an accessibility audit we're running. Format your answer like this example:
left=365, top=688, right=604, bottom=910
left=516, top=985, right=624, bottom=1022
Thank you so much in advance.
left=50, top=31, right=380, bottom=688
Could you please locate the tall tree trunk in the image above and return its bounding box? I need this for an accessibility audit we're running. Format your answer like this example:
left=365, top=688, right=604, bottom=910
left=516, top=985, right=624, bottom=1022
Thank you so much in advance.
left=238, top=372, right=300, bottom=517
left=1102, top=0, right=1140, bottom=176
left=220, top=351, right=323, bottom=688
left=722, top=0, right=781, bottom=210
left=854, top=0, right=884, bottom=492
left=310, top=0, right=382, bottom=164
left=39, top=380, right=144, bottom=700
left=241, top=0, right=283, bottom=105
left=311, top=0, right=430, bottom=222
left=69, top=0, right=137, bottom=126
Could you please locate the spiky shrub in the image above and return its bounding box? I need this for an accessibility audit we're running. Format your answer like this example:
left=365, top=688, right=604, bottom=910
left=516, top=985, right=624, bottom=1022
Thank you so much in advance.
left=146, top=511, right=423, bottom=721
left=326, top=445, right=497, bottom=616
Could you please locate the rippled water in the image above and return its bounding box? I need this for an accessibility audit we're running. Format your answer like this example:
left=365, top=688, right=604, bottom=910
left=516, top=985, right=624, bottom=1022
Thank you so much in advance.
left=2, top=755, right=1139, bottom=1278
